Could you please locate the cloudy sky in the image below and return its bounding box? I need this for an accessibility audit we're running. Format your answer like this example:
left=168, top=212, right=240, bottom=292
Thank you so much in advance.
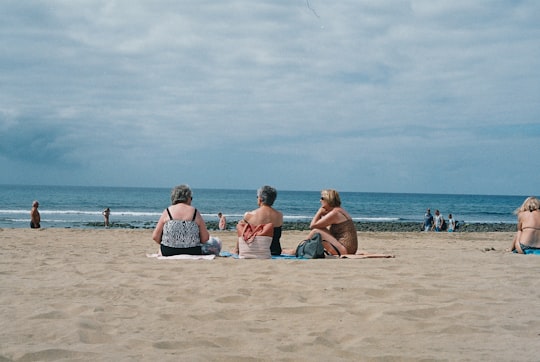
left=1, top=1, right=539, bottom=195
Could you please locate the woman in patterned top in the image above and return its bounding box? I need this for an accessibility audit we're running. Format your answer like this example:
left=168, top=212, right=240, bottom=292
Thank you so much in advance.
left=152, top=184, right=219, bottom=256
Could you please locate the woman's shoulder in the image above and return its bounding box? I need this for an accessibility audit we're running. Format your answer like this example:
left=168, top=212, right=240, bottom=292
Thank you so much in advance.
left=169, top=204, right=196, bottom=218
left=266, top=207, right=283, bottom=222
left=170, top=203, right=195, bottom=211
left=272, top=208, right=283, bottom=226
left=243, top=210, right=256, bottom=219
left=333, top=207, right=351, bottom=218
left=244, top=207, right=282, bottom=225
left=268, top=207, right=283, bottom=219
left=523, top=210, right=540, bottom=222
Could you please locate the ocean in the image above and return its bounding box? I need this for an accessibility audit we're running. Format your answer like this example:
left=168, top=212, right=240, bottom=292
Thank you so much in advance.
left=0, top=184, right=525, bottom=229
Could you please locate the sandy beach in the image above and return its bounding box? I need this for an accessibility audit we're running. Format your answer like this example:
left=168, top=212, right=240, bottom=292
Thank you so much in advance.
left=1, top=228, right=538, bottom=361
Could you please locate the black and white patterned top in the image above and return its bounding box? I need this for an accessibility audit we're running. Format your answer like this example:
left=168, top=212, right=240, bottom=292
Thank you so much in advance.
left=161, top=208, right=201, bottom=249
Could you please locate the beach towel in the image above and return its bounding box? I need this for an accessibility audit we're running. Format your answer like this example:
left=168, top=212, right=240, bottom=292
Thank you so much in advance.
left=219, top=251, right=393, bottom=260
left=272, top=254, right=305, bottom=259
left=339, top=254, right=395, bottom=259
left=146, top=253, right=216, bottom=260
left=219, top=251, right=239, bottom=259
left=219, top=251, right=305, bottom=260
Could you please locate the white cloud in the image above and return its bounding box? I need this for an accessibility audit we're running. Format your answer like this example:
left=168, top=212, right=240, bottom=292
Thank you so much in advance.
left=0, top=1, right=539, bottom=194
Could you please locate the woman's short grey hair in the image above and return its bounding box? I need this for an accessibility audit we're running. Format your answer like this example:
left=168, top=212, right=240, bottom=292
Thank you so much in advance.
left=257, top=185, right=277, bottom=206
left=171, top=184, right=192, bottom=205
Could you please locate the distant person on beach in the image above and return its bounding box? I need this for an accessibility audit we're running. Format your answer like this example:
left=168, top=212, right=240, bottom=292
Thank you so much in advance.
left=447, top=214, right=456, bottom=232
left=152, top=185, right=221, bottom=256
left=232, top=185, right=283, bottom=258
left=30, top=200, right=40, bottom=229
left=433, top=210, right=445, bottom=231
left=423, top=208, right=434, bottom=231
left=218, top=212, right=227, bottom=230
left=102, top=207, right=111, bottom=227
left=509, top=196, right=540, bottom=254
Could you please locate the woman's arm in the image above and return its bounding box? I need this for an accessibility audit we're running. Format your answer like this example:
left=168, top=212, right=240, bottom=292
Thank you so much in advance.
left=152, top=211, right=166, bottom=244
left=276, top=210, right=284, bottom=227
left=242, top=211, right=253, bottom=223
left=510, top=216, right=523, bottom=252
left=196, top=210, right=210, bottom=243
left=310, top=207, right=338, bottom=230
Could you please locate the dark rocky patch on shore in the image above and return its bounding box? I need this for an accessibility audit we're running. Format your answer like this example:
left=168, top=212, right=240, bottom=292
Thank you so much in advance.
left=83, top=220, right=516, bottom=232
left=205, top=221, right=517, bottom=233
left=354, top=221, right=516, bottom=232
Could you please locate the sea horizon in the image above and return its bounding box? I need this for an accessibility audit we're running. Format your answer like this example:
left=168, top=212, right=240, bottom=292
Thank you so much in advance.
left=0, top=184, right=527, bottom=229
left=0, top=182, right=531, bottom=197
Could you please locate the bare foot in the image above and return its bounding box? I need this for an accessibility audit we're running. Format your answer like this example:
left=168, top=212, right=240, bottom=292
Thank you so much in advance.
left=281, top=248, right=295, bottom=255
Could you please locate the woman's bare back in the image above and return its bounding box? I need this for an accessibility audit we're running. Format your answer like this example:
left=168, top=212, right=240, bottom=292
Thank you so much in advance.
left=518, top=210, right=540, bottom=247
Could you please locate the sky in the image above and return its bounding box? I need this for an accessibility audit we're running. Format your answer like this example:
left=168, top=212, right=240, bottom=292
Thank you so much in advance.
left=1, top=1, right=539, bottom=195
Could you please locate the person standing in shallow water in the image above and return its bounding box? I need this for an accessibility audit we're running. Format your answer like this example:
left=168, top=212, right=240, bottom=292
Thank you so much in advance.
left=218, top=212, right=227, bottom=230
left=102, top=207, right=111, bottom=227
left=30, top=200, right=40, bottom=229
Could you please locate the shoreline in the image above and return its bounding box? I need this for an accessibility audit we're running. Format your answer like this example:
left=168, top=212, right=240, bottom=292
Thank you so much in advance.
left=280, top=221, right=517, bottom=232
left=44, top=220, right=518, bottom=232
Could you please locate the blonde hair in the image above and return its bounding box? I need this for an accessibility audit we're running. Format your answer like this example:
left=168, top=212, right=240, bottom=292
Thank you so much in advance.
left=321, top=189, right=341, bottom=207
left=514, top=196, right=540, bottom=214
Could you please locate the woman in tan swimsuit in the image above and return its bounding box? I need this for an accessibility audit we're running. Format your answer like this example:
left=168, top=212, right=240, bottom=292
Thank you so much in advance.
left=509, top=196, right=540, bottom=254
left=307, top=189, right=358, bottom=255
left=286, top=189, right=392, bottom=258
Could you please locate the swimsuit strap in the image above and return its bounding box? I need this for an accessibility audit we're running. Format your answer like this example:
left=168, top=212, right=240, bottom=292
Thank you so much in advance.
left=338, top=210, right=352, bottom=221
left=167, top=207, right=197, bottom=221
